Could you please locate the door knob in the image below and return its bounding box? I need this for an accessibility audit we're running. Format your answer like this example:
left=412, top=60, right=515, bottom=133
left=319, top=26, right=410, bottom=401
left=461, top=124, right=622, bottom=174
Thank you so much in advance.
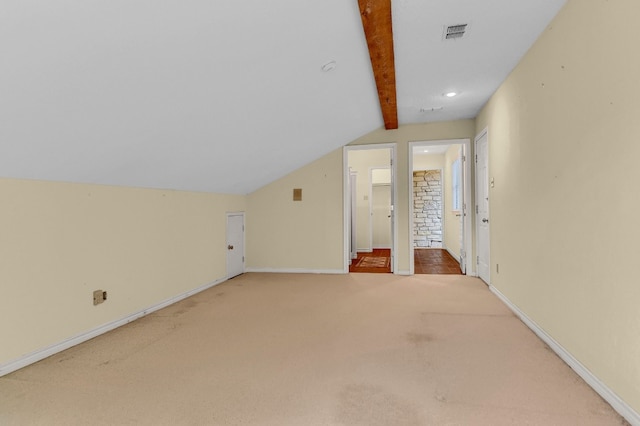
left=228, top=245, right=234, bottom=250
left=482, top=218, right=489, bottom=223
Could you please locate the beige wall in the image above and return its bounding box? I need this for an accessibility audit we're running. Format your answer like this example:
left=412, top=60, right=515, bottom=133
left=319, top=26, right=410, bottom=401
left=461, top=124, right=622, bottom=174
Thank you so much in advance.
left=0, top=178, right=245, bottom=365
left=348, top=149, right=391, bottom=251
left=246, top=148, right=344, bottom=272
left=476, top=0, right=640, bottom=414
left=245, top=121, right=475, bottom=274
left=351, top=121, right=477, bottom=273
left=443, top=145, right=462, bottom=258
left=413, top=153, right=445, bottom=171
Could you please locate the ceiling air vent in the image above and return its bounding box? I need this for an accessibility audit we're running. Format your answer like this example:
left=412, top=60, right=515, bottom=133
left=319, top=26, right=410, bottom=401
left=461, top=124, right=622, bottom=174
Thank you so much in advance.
left=443, top=24, right=468, bottom=40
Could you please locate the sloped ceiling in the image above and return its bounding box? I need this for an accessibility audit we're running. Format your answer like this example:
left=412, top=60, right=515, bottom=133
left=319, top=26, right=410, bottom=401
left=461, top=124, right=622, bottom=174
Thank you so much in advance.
left=0, top=0, right=565, bottom=194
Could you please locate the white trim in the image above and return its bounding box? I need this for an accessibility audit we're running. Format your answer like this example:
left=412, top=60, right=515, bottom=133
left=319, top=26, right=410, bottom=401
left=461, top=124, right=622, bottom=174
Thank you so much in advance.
left=342, top=147, right=350, bottom=273
left=446, top=247, right=460, bottom=263
left=395, top=270, right=412, bottom=276
left=346, top=143, right=396, bottom=151
left=344, top=143, right=398, bottom=275
left=357, top=248, right=373, bottom=253
left=391, top=145, right=398, bottom=274
left=0, top=277, right=227, bottom=377
left=408, top=139, right=472, bottom=275
left=490, top=285, right=640, bottom=426
left=349, top=170, right=358, bottom=261
left=245, top=267, right=345, bottom=274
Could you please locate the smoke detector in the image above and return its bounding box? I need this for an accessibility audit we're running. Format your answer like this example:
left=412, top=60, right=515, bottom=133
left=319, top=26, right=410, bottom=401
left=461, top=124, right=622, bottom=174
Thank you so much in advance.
left=321, top=60, right=336, bottom=72
left=443, top=23, right=468, bottom=41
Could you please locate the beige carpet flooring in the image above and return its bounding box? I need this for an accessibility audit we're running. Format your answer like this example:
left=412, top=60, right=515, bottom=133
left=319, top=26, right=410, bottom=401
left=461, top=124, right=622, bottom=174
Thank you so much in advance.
left=0, top=273, right=628, bottom=425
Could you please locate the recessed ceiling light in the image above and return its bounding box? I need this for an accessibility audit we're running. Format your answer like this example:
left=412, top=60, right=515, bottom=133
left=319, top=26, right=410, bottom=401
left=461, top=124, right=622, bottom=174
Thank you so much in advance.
left=445, top=92, right=457, bottom=98
left=423, top=149, right=429, bottom=153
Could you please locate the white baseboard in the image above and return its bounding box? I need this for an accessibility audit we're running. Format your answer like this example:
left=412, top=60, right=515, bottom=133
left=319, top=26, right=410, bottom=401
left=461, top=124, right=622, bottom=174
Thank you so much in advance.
left=490, top=285, right=640, bottom=426
left=446, top=247, right=460, bottom=263
left=357, top=248, right=373, bottom=253
left=245, top=267, right=346, bottom=274
left=395, top=270, right=412, bottom=276
left=0, top=277, right=227, bottom=378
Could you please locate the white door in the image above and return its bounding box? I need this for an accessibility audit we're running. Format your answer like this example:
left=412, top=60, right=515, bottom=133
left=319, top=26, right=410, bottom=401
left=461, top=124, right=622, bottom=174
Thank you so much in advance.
left=459, top=146, right=467, bottom=274
left=226, top=213, right=245, bottom=279
left=372, top=184, right=391, bottom=248
left=389, top=153, right=395, bottom=273
left=475, top=131, right=490, bottom=284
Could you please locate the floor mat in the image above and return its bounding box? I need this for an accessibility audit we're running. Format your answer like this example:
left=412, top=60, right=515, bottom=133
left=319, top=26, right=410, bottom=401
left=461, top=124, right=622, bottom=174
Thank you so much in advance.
left=356, top=256, right=390, bottom=268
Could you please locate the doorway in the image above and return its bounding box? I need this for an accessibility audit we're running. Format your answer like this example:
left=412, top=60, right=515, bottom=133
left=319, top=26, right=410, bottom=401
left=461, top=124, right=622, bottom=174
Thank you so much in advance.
left=409, top=139, right=472, bottom=275
left=344, top=144, right=397, bottom=274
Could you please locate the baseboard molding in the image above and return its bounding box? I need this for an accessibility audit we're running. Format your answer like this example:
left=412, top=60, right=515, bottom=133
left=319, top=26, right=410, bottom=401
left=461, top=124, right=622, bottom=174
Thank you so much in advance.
left=0, top=277, right=227, bottom=378
left=395, top=270, right=412, bottom=276
left=245, top=267, right=346, bottom=275
left=490, top=285, right=640, bottom=426
left=357, top=248, right=373, bottom=253
left=446, top=247, right=460, bottom=263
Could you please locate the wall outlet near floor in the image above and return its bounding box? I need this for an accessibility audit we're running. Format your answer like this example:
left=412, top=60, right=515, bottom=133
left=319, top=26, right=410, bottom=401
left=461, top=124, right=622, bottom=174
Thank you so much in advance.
left=93, top=290, right=107, bottom=305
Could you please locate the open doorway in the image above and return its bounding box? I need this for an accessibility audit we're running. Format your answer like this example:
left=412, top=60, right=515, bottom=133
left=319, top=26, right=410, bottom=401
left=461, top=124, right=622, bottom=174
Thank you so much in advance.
left=344, top=144, right=397, bottom=274
left=409, top=139, right=472, bottom=275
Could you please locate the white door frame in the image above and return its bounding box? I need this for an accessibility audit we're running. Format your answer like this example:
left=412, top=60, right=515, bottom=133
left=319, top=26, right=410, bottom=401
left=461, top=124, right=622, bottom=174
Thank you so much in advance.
left=225, top=212, right=245, bottom=279
left=349, top=169, right=358, bottom=262
left=343, top=143, right=398, bottom=274
left=408, top=139, right=473, bottom=276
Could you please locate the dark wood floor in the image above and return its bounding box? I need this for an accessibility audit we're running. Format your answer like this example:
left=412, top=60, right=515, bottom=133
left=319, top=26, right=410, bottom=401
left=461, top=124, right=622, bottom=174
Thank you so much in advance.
left=414, top=248, right=462, bottom=275
left=349, top=248, right=392, bottom=273
left=349, top=248, right=462, bottom=275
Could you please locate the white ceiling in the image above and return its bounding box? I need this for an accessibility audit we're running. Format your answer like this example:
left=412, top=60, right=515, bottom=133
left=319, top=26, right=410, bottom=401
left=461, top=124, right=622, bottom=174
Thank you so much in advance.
left=394, top=0, right=566, bottom=123
left=0, top=0, right=566, bottom=194
left=413, top=145, right=450, bottom=155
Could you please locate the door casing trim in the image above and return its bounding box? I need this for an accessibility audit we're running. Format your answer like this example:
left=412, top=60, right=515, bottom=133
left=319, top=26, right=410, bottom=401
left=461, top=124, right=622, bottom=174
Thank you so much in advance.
left=408, top=139, right=473, bottom=275
left=343, top=144, right=398, bottom=274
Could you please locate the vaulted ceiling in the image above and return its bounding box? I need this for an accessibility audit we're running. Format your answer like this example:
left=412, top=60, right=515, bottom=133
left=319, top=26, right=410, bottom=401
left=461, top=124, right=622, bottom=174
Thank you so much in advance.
left=0, top=0, right=566, bottom=194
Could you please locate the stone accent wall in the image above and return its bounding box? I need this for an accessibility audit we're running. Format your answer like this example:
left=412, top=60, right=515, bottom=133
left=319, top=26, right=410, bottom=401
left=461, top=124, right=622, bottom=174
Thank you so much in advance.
left=413, top=170, right=443, bottom=248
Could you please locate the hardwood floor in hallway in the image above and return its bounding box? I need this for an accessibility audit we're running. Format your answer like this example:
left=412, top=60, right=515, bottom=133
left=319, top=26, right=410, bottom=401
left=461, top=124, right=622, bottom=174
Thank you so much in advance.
left=349, top=248, right=391, bottom=273
left=414, top=248, right=462, bottom=274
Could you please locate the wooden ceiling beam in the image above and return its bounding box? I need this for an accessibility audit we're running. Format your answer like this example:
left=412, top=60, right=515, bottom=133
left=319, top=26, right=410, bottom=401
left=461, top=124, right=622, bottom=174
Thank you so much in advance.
left=358, top=0, right=398, bottom=130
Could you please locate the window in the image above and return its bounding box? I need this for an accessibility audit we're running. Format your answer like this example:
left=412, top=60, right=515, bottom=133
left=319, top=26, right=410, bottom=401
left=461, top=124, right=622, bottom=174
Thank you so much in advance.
left=451, top=157, right=461, bottom=211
